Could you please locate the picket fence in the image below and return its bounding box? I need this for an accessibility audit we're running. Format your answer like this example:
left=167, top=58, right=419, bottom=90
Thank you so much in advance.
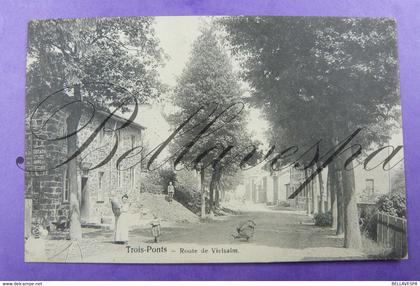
left=376, top=212, right=408, bottom=258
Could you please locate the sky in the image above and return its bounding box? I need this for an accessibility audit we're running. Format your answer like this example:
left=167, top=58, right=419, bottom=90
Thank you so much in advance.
left=131, top=16, right=268, bottom=164
left=154, top=16, right=203, bottom=87
left=130, top=17, right=203, bottom=160
left=134, top=16, right=403, bottom=163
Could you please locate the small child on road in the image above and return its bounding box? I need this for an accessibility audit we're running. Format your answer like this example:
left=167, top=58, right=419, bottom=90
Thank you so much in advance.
left=151, top=214, right=161, bottom=243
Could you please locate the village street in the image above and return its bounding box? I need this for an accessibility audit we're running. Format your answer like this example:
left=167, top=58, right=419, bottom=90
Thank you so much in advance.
left=44, top=204, right=368, bottom=263
left=22, top=16, right=406, bottom=268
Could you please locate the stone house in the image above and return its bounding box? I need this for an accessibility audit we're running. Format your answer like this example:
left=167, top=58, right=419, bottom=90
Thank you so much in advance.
left=25, top=103, right=145, bottom=233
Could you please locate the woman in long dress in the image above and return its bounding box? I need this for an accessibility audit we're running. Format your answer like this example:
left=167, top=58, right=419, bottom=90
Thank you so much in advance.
left=114, top=194, right=130, bottom=244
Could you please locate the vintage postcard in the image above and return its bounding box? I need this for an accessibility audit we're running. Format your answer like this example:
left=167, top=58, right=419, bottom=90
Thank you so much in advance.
left=23, top=16, right=407, bottom=263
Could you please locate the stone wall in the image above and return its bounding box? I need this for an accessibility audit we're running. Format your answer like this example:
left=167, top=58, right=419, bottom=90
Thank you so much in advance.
left=77, top=111, right=143, bottom=224
left=25, top=108, right=69, bottom=226
left=26, top=106, right=144, bottom=229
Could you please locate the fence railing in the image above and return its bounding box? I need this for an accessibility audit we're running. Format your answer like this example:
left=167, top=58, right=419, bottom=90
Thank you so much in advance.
left=376, top=212, right=407, bottom=258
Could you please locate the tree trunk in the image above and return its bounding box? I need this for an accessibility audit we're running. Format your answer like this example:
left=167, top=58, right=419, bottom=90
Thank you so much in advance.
left=330, top=137, right=344, bottom=235
left=326, top=169, right=330, bottom=211
left=68, top=84, right=82, bottom=240
left=311, top=169, right=316, bottom=214
left=329, top=164, right=338, bottom=229
left=215, top=184, right=220, bottom=208
left=316, top=161, right=325, bottom=213
left=214, top=168, right=222, bottom=208
left=210, top=167, right=222, bottom=211
left=208, top=168, right=217, bottom=213
left=336, top=166, right=345, bottom=236
left=208, top=184, right=214, bottom=213
left=342, top=147, right=362, bottom=249
left=305, top=169, right=311, bottom=215
left=200, top=166, right=206, bottom=218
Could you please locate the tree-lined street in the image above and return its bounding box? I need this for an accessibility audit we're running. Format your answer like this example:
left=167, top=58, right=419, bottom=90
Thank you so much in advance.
left=44, top=203, right=368, bottom=263
left=24, top=16, right=406, bottom=263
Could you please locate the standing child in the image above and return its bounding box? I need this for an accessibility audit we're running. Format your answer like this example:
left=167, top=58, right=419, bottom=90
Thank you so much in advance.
left=167, top=181, right=175, bottom=203
left=150, top=214, right=161, bottom=243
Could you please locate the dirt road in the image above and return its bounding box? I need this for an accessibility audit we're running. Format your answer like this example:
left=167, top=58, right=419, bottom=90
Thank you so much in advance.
left=42, top=203, right=367, bottom=263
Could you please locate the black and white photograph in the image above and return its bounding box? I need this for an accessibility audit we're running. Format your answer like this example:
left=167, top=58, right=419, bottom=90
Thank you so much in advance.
left=23, top=16, right=407, bottom=263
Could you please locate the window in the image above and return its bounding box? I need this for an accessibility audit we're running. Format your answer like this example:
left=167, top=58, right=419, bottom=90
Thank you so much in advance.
left=63, top=169, right=70, bottom=203
left=118, top=169, right=122, bottom=188
left=98, top=171, right=104, bottom=201
left=115, top=129, right=122, bottom=150
left=366, top=179, right=374, bottom=195
left=99, top=127, right=105, bottom=144
left=98, top=171, right=104, bottom=189
left=140, top=153, right=147, bottom=172
left=131, top=135, right=136, bottom=149
left=130, top=167, right=135, bottom=190
left=118, top=130, right=126, bottom=150
left=60, top=124, right=66, bottom=138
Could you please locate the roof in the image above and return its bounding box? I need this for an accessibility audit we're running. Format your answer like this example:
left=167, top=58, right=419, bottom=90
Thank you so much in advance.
left=59, top=93, right=147, bottom=130
left=96, top=109, right=146, bottom=130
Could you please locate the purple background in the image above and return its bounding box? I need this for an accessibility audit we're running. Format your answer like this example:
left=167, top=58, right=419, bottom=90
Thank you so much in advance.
left=0, top=0, right=419, bottom=281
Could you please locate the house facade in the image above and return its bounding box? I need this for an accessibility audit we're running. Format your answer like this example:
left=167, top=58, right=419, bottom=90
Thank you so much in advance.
left=25, top=105, right=145, bottom=233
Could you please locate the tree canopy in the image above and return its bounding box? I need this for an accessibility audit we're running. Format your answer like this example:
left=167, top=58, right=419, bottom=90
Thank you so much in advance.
left=26, top=17, right=166, bottom=240
left=220, top=16, right=402, bottom=249
left=27, top=17, right=165, bottom=111
left=220, top=17, right=401, bottom=163
left=168, top=26, right=258, bottom=212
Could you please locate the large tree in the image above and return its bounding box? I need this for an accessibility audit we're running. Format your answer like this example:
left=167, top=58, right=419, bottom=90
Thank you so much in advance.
left=221, top=16, right=400, bottom=249
left=27, top=17, right=165, bottom=239
left=168, top=27, right=256, bottom=217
